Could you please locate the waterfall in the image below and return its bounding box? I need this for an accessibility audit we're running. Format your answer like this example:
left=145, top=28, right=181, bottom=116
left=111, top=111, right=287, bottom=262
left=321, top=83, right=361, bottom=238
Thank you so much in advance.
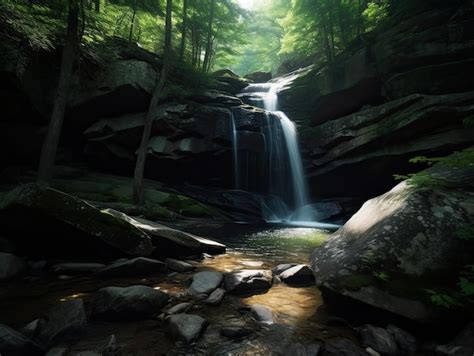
left=230, top=112, right=240, bottom=189
left=234, top=79, right=339, bottom=228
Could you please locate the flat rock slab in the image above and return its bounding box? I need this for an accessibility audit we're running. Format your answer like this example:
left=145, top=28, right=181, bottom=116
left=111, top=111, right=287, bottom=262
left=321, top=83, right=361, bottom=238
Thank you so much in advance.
left=0, top=184, right=153, bottom=258
left=324, top=338, right=369, bottom=356
left=0, top=323, right=43, bottom=355
left=279, top=264, right=315, bottom=286
left=91, top=285, right=169, bottom=320
left=167, top=314, right=208, bottom=343
left=95, top=257, right=166, bottom=278
left=203, top=288, right=225, bottom=305
left=166, top=302, right=193, bottom=315
left=37, top=299, right=87, bottom=347
left=224, top=270, right=272, bottom=295
left=0, top=252, right=26, bottom=281
left=188, top=271, right=223, bottom=295
left=51, top=263, right=105, bottom=274
left=165, top=258, right=195, bottom=272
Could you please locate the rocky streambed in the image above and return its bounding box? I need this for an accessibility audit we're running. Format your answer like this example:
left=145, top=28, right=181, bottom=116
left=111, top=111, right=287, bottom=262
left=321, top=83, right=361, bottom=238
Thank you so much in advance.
left=1, top=223, right=472, bottom=355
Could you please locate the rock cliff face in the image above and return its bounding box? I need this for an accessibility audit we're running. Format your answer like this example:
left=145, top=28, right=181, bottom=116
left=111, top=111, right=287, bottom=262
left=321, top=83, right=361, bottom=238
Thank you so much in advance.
left=278, top=3, right=474, bottom=200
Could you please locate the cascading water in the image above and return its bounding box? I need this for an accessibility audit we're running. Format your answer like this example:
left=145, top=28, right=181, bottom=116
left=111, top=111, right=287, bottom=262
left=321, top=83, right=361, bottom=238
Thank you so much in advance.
left=234, top=78, right=339, bottom=228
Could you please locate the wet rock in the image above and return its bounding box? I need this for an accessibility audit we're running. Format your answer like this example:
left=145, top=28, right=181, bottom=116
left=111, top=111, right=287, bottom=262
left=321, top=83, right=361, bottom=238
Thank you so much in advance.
left=203, top=288, right=225, bottom=305
left=46, top=346, right=68, bottom=356
left=0, top=323, right=43, bottom=355
left=279, top=264, right=315, bottom=286
left=166, top=314, right=208, bottom=343
left=51, top=263, right=105, bottom=274
left=21, top=318, right=46, bottom=339
left=245, top=71, right=272, bottom=83
left=247, top=304, right=275, bottom=325
left=0, top=252, right=26, bottom=281
left=165, top=258, right=195, bottom=273
left=224, top=269, right=272, bottom=295
left=95, top=257, right=166, bottom=278
left=386, top=324, right=416, bottom=355
left=324, top=338, right=369, bottom=356
left=0, top=184, right=153, bottom=258
left=220, top=326, right=254, bottom=339
left=435, top=322, right=474, bottom=356
left=285, top=342, right=322, bottom=356
left=101, top=334, right=121, bottom=356
left=37, top=299, right=87, bottom=347
left=91, top=285, right=169, bottom=320
left=357, top=325, right=398, bottom=356
left=188, top=271, right=223, bottom=296
left=272, top=263, right=297, bottom=276
left=166, top=302, right=193, bottom=315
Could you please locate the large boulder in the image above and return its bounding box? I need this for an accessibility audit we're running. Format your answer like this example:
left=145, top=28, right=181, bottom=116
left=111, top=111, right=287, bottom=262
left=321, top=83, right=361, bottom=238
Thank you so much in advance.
left=0, top=184, right=153, bottom=258
left=95, top=257, right=167, bottom=278
left=244, top=71, right=272, bottom=83
left=91, top=285, right=169, bottom=320
left=311, top=168, right=474, bottom=323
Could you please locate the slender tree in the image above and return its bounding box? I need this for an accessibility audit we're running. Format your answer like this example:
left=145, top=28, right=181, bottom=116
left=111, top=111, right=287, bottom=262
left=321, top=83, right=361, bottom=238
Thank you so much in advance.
left=37, top=0, right=81, bottom=185
left=202, top=0, right=215, bottom=72
left=179, top=0, right=188, bottom=61
left=133, top=0, right=173, bottom=205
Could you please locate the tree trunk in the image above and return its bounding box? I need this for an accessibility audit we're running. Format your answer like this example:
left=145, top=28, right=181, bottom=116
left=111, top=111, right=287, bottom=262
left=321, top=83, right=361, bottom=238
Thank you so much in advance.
left=202, top=0, right=215, bottom=72
left=94, top=0, right=100, bottom=12
left=133, top=0, right=173, bottom=205
left=37, top=0, right=80, bottom=185
left=179, top=0, right=188, bottom=61
left=129, top=0, right=137, bottom=42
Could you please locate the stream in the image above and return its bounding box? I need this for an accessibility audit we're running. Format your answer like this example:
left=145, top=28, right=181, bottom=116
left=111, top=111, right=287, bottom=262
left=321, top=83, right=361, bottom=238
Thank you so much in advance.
left=0, top=224, right=358, bottom=354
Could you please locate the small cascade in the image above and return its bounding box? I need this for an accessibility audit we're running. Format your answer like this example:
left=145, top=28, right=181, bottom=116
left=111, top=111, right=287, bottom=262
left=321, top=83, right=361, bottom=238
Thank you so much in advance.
left=233, top=78, right=339, bottom=228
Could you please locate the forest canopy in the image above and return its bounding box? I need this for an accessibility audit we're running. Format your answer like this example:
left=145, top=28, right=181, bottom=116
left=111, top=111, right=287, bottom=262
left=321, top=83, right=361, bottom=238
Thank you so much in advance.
left=0, top=0, right=454, bottom=76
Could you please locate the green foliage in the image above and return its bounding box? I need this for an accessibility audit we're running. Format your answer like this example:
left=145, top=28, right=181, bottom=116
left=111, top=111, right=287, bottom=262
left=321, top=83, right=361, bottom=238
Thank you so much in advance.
left=394, top=148, right=474, bottom=188
left=456, top=226, right=474, bottom=241
left=424, top=289, right=462, bottom=309
left=373, top=271, right=390, bottom=282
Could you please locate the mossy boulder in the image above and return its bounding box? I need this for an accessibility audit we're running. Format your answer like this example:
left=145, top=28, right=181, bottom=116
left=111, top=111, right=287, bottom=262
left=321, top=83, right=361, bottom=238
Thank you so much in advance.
left=0, top=184, right=153, bottom=259
left=311, top=168, right=474, bottom=323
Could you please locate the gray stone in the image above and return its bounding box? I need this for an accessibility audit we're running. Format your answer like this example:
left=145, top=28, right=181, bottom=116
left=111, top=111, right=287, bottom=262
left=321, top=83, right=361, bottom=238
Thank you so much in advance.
left=166, top=314, right=208, bottom=343
left=279, top=264, right=315, bottom=286
left=52, top=263, right=105, bottom=274
left=203, top=288, right=225, bottom=305
left=358, top=325, right=398, bottom=356
left=0, top=323, right=43, bottom=355
left=220, top=326, right=254, bottom=339
left=91, top=285, right=169, bottom=320
left=386, top=324, right=416, bottom=355
left=166, top=302, right=193, bottom=315
left=324, top=338, right=369, bottom=356
left=0, top=252, right=26, bottom=281
left=272, top=263, right=297, bottom=276
left=165, top=258, right=195, bottom=272
left=21, top=318, right=46, bottom=339
left=37, top=299, right=87, bottom=347
left=224, top=269, right=272, bottom=295
left=285, top=342, right=321, bottom=356
left=188, top=271, right=223, bottom=295
left=95, top=257, right=166, bottom=278
left=436, top=322, right=474, bottom=356
left=248, top=304, right=275, bottom=325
